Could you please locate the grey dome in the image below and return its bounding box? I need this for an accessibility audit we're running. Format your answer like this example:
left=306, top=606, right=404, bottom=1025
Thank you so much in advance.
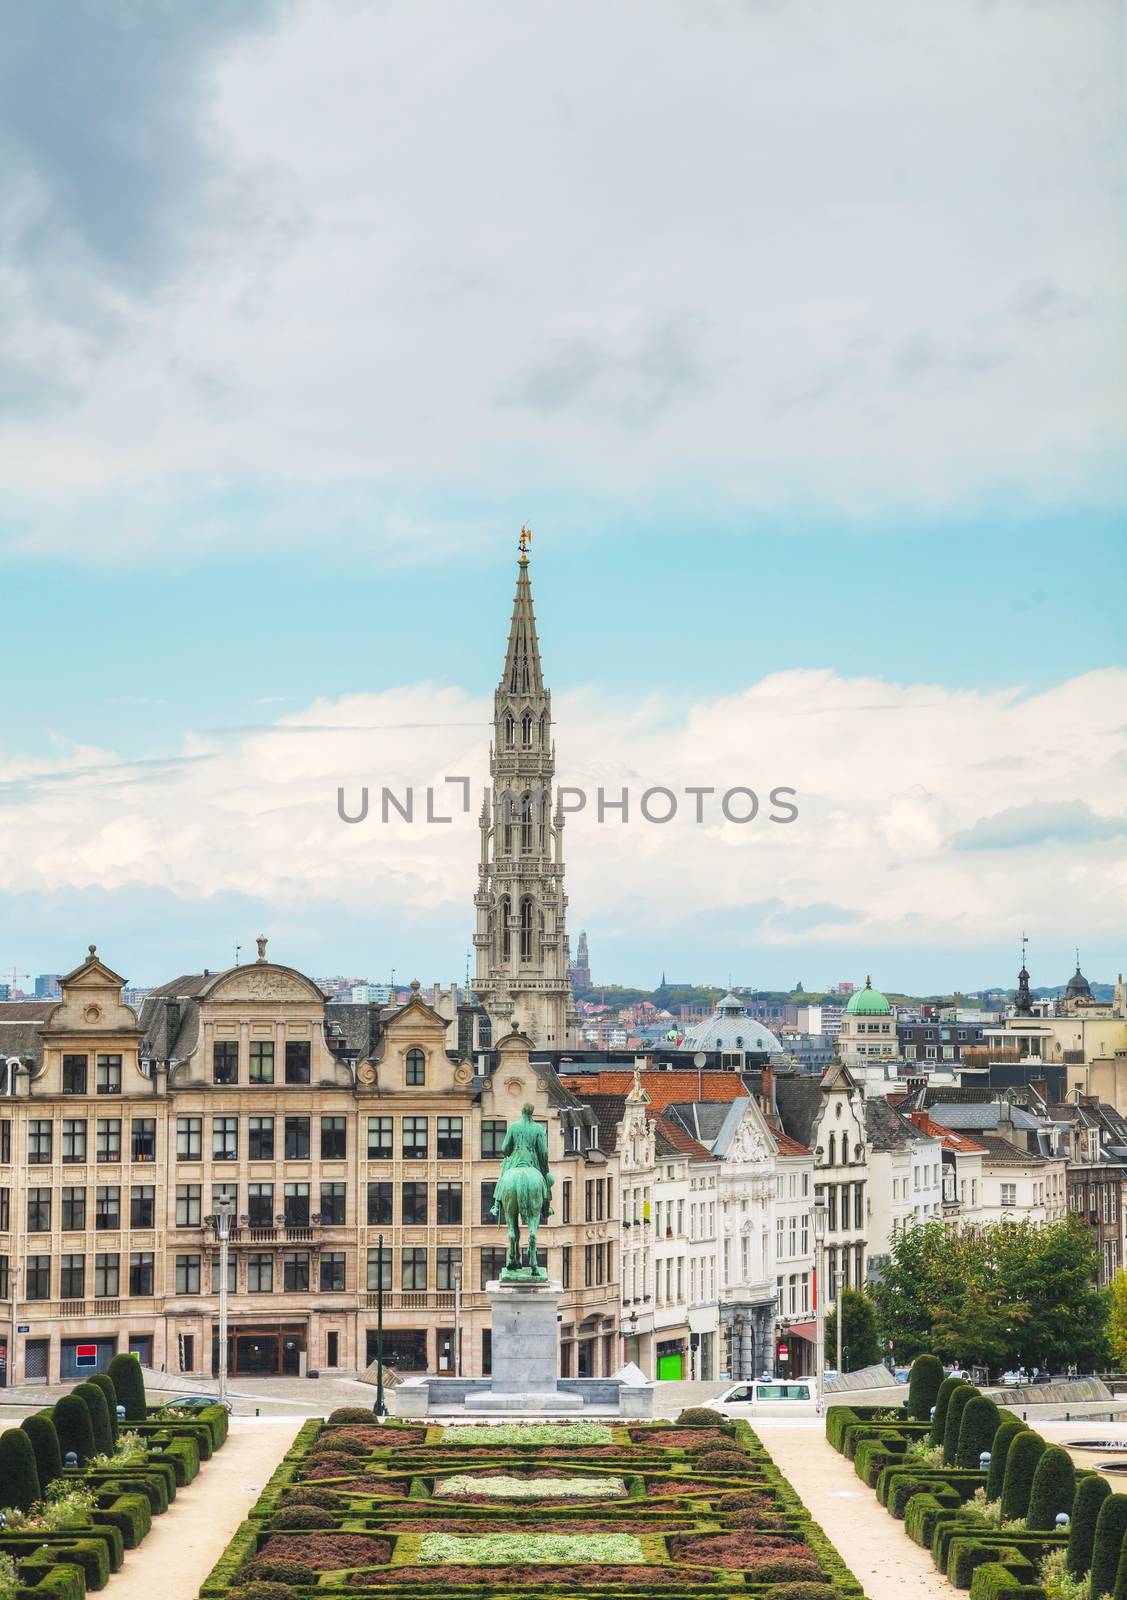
left=681, top=992, right=783, bottom=1055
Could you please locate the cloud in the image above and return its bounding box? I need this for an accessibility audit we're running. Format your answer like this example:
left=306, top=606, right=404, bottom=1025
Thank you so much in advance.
left=953, top=799, right=1127, bottom=851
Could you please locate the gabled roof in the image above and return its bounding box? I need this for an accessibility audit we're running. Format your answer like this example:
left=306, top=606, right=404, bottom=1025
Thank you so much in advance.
left=976, top=1133, right=1048, bottom=1167
left=574, top=1092, right=630, bottom=1152
left=562, top=1069, right=752, bottom=1111
left=773, top=1074, right=825, bottom=1147
left=648, top=1109, right=715, bottom=1164
left=865, top=1096, right=928, bottom=1151
left=906, top=1110, right=987, bottom=1154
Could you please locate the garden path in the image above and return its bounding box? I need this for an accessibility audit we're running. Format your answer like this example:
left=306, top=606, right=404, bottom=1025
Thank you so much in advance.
left=109, top=1418, right=301, bottom=1600
left=756, top=1421, right=953, bottom=1599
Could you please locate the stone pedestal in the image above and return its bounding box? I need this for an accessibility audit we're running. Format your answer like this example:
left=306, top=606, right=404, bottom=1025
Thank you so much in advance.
left=463, top=1278, right=583, bottom=1412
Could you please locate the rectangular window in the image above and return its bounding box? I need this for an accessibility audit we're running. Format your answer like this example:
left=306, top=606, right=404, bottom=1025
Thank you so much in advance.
left=247, top=1253, right=273, bottom=1292
left=248, top=1116, right=274, bottom=1160
left=26, top=1255, right=51, bottom=1299
left=61, top=1117, right=87, bottom=1163
left=60, top=1253, right=85, bottom=1299
left=28, top=1119, right=53, bottom=1164
left=480, top=1179, right=498, bottom=1223
left=62, top=1187, right=86, bottom=1231
left=248, top=1183, right=274, bottom=1226
left=402, top=1116, right=428, bottom=1159
left=62, top=1054, right=88, bottom=1094
left=284, top=1182, right=310, bottom=1226
left=283, top=1251, right=310, bottom=1291
left=176, top=1183, right=201, bottom=1227
left=437, top=1182, right=463, bottom=1224
left=27, top=1187, right=51, bottom=1232
left=1001, top=1182, right=1017, bottom=1206
left=213, top=1041, right=239, bottom=1084
left=95, top=1252, right=120, bottom=1297
left=367, top=1181, right=393, bottom=1225
left=367, top=1116, right=393, bottom=1159
left=436, top=1116, right=463, bottom=1159
left=480, top=1246, right=506, bottom=1288
left=175, top=1254, right=201, bottom=1294
left=0, top=1254, right=9, bottom=1297
left=96, top=1054, right=122, bottom=1094
left=481, top=1119, right=506, bottom=1158
left=213, top=1181, right=237, bottom=1212
left=854, top=1183, right=863, bottom=1229
left=129, top=1252, right=154, bottom=1296
left=436, top=1246, right=462, bottom=1290
left=284, top=1117, right=310, bottom=1159
left=402, top=1181, right=428, bottom=1225
left=405, top=1049, right=425, bottom=1086
left=176, top=1116, right=202, bottom=1160
left=561, top=1244, right=572, bottom=1288
left=0, top=1121, right=9, bottom=1164
left=249, top=1040, right=275, bottom=1084
left=320, top=1116, right=347, bottom=1160
left=320, top=1181, right=346, bottom=1225
left=584, top=1243, right=594, bottom=1286
left=284, top=1041, right=310, bottom=1085
left=562, top=1180, right=572, bottom=1223
left=828, top=1184, right=837, bottom=1230
left=131, top=1118, right=156, bottom=1163
left=95, top=1185, right=120, bottom=1230
left=401, top=1247, right=427, bottom=1290
left=585, top=1179, right=594, bottom=1221
left=366, top=1245, right=392, bottom=1291
left=320, top=1251, right=346, bottom=1292
left=130, top=1184, right=155, bottom=1229
left=212, top=1117, right=238, bottom=1160
left=97, top=1117, right=122, bottom=1161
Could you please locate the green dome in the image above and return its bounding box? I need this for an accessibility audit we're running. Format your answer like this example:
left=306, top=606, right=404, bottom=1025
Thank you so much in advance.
left=845, top=976, right=892, bottom=1016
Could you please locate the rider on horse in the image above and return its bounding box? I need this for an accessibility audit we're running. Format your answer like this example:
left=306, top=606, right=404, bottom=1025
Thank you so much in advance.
left=490, top=1104, right=554, bottom=1276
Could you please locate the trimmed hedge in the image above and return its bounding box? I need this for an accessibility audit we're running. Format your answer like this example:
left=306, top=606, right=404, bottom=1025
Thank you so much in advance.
left=1091, top=1492, right=1127, bottom=1600
left=1025, top=1445, right=1075, bottom=1532
left=52, top=1396, right=95, bottom=1468
left=908, top=1354, right=946, bottom=1421
left=987, top=1419, right=1027, bottom=1502
left=73, top=1382, right=114, bottom=1458
left=968, top=1556, right=1045, bottom=1599
left=0, top=1428, right=41, bottom=1512
left=943, top=1384, right=979, bottom=1467
left=1000, top=1430, right=1046, bottom=1524
left=90, top=1376, right=120, bottom=1444
left=107, top=1354, right=146, bottom=1422
left=20, top=1415, right=62, bottom=1497
left=956, top=1395, right=1001, bottom=1471
left=931, top=1376, right=968, bottom=1445
left=1068, top=1470, right=1111, bottom=1578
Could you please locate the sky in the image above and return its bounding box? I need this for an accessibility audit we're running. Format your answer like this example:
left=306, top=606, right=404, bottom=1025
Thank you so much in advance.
left=1, top=0, right=1125, bottom=994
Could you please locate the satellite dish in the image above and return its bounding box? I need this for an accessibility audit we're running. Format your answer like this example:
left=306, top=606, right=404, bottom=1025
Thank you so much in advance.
left=693, top=1052, right=707, bottom=1068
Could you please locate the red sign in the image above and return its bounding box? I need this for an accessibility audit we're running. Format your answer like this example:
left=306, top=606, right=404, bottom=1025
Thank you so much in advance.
left=75, top=1344, right=98, bottom=1367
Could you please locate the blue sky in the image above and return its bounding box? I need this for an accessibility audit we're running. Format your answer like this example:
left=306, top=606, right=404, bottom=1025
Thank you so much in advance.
left=1, top=0, right=1124, bottom=995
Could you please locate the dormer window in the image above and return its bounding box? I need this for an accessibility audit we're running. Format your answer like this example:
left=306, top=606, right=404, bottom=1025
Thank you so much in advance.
left=62, top=1055, right=88, bottom=1094
left=406, top=1048, right=426, bottom=1087
left=96, top=1055, right=122, bottom=1094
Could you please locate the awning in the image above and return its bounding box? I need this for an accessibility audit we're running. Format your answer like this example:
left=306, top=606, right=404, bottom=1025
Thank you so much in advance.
left=781, top=1321, right=816, bottom=1342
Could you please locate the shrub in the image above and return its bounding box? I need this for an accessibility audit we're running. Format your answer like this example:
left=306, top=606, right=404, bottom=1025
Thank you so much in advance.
left=696, top=1450, right=747, bottom=1473
left=677, top=1408, right=725, bottom=1426
left=309, top=1434, right=367, bottom=1457
left=762, top=1586, right=841, bottom=1600
left=326, top=1408, right=376, bottom=1425
left=931, top=1376, right=967, bottom=1445
left=1000, top=1430, right=1046, bottom=1524
left=0, top=1427, right=41, bottom=1512
left=1026, top=1444, right=1075, bottom=1531
left=73, top=1382, right=114, bottom=1458
left=1090, top=1491, right=1127, bottom=1600
left=280, top=1486, right=341, bottom=1509
left=908, top=1354, right=946, bottom=1421
left=106, top=1354, right=146, bottom=1422
left=51, top=1396, right=96, bottom=1468
left=227, top=1585, right=297, bottom=1600
left=269, top=1505, right=336, bottom=1529
left=90, top=1376, right=120, bottom=1444
left=957, top=1395, right=1001, bottom=1470
left=943, top=1384, right=979, bottom=1466
left=242, top=1559, right=313, bottom=1585
left=1067, top=1471, right=1111, bottom=1578
left=987, top=1420, right=1027, bottom=1502
left=20, top=1413, right=63, bottom=1495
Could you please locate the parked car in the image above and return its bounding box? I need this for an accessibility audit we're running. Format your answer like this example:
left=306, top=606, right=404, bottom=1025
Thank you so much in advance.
left=712, top=1380, right=818, bottom=1417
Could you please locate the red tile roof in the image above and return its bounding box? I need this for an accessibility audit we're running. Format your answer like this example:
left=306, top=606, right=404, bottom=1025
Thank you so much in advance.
left=647, top=1109, right=715, bottom=1164
left=907, top=1109, right=987, bottom=1155
left=773, top=1130, right=813, bottom=1157
left=567, top=1070, right=752, bottom=1110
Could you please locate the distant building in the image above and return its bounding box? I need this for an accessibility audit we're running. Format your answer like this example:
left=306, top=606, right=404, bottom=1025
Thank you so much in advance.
left=35, top=975, right=62, bottom=1000
left=797, top=1004, right=843, bottom=1038
left=0, top=985, right=10, bottom=1002
left=568, top=930, right=592, bottom=991
left=349, top=983, right=393, bottom=1005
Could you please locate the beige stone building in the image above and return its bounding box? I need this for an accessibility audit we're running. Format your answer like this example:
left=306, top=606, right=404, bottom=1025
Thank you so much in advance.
left=0, top=945, right=619, bottom=1386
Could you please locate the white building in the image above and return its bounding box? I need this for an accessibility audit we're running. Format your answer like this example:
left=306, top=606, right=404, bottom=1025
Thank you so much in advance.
left=865, top=1097, right=943, bottom=1259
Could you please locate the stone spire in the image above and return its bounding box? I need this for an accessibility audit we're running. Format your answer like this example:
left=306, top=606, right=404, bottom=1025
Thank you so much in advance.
left=1014, top=932, right=1033, bottom=1016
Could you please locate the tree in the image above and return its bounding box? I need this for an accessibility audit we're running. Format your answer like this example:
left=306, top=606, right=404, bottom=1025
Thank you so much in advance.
left=956, top=1394, right=1000, bottom=1470
left=1090, top=1493, right=1127, bottom=1600
left=0, top=1427, right=41, bottom=1512
left=1027, top=1444, right=1076, bottom=1531
left=823, top=1288, right=880, bottom=1370
left=1001, top=1430, right=1046, bottom=1523
left=91, top=1374, right=120, bottom=1444
left=1108, top=1269, right=1127, bottom=1371
left=987, top=1418, right=1027, bottom=1501
left=942, top=1383, right=978, bottom=1467
left=1068, top=1474, right=1111, bottom=1579
left=108, top=1352, right=147, bottom=1421
left=52, top=1393, right=95, bottom=1465
left=74, top=1380, right=113, bottom=1456
left=20, top=1412, right=62, bottom=1495
left=907, top=1354, right=944, bottom=1421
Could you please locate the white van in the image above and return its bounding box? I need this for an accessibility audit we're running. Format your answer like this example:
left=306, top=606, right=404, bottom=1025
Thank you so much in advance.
left=713, top=1379, right=818, bottom=1418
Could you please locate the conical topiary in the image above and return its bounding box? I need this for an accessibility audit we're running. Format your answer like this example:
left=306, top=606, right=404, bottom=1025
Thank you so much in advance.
left=942, top=1383, right=978, bottom=1466
left=91, top=1374, right=120, bottom=1444
left=1000, top=1429, right=1047, bottom=1523
left=1068, top=1472, right=1111, bottom=1579
left=52, top=1392, right=96, bottom=1466
left=1026, top=1444, right=1076, bottom=1531
left=987, top=1419, right=1027, bottom=1501
left=1091, top=1492, right=1127, bottom=1600
left=907, top=1355, right=945, bottom=1421
left=929, top=1375, right=966, bottom=1445
left=956, top=1393, right=1000, bottom=1470
left=20, top=1411, right=62, bottom=1494
left=107, top=1352, right=146, bottom=1422
left=73, top=1380, right=113, bottom=1456
left=0, top=1427, right=41, bottom=1512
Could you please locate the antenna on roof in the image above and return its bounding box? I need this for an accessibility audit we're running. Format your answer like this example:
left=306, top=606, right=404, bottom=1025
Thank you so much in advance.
left=234, top=944, right=241, bottom=967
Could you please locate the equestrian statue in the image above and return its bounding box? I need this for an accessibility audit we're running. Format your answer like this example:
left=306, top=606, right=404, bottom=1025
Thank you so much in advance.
left=489, top=1103, right=554, bottom=1279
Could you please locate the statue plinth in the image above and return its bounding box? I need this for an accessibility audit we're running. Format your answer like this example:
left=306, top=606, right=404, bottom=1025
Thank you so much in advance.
left=463, top=1278, right=584, bottom=1411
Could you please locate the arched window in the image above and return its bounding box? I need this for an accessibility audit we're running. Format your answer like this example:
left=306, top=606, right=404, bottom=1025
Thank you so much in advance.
left=521, top=711, right=533, bottom=748
left=537, top=789, right=547, bottom=851
left=406, top=1048, right=425, bottom=1086
left=519, top=897, right=533, bottom=962
left=520, top=791, right=533, bottom=853
left=501, top=790, right=513, bottom=855
left=540, top=711, right=549, bottom=748
left=499, top=895, right=511, bottom=961
left=504, top=713, right=515, bottom=748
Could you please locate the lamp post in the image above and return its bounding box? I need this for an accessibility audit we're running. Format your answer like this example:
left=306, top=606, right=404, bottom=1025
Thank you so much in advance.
left=836, top=1257, right=844, bottom=1383
left=813, top=1196, right=828, bottom=1412
left=210, top=1196, right=236, bottom=1403
left=373, top=1233, right=386, bottom=1418
left=453, top=1258, right=463, bottom=1379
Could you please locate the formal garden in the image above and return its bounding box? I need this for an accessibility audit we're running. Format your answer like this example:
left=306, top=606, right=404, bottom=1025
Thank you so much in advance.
left=827, top=1352, right=1127, bottom=1598
left=0, top=1354, right=230, bottom=1600
left=199, top=1407, right=864, bottom=1600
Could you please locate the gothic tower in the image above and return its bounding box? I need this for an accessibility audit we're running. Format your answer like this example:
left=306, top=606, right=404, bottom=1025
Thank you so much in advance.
left=473, top=534, right=578, bottom=1049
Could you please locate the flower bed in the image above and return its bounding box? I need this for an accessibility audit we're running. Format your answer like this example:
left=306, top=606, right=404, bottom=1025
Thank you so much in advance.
left=416, top=1532, right=644, bottom=1564
left=434, top=1473, right=628, bottom=1502
left=438, top=1424, right=615, bottom=1447
left=347, top=1563, right=715, bottom=1587
left=255, top=1534, right=391, bottom=1570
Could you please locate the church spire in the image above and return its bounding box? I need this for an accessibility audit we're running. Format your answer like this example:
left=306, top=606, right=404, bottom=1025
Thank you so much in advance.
left=501, top=528, right=544, bottom=697
left=1014, top=931, right=1032, bottom=1016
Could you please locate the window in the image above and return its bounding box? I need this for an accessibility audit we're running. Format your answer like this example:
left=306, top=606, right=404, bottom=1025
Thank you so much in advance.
left=367, top=1181, right=393, bottom=1225
left=131, top=1118, right=156, bottom=1163
left=96, top=1055, right=122, bottom=1094
left=320, top=1181, right=346, bottom=1225
left=26, top=1255, right=51, bottom=1299
left=284, top=1182, right=310, bottom=1226
left=213, top=1117, right=238, bottom=1160
left=562, top=1180, right=572, bottom=1223
left=62, top=1054, right=88, bottom=1094
left=60, top=1253, right=85, bottom=1298
left=321, top=1116, right=347, bottom=1160
left=480, top=1246, right=506, bottom=1288
left=249, top=1116, right=274, bottom=1161
left=283, top=1252, right=309, bottom=1291
left=436, top=1116, right=463, bottom=1159
left=366, top=1245, right=392, bottom=1291
left=247, top=1182, right=274, bottom=1226
left=480, top=1180, right=498, bottom=1222
left=247, top=1253, right=273, bottom=1292
left=584, top=1244, right=594, bottom=1286
left=561, top=1244, right=572, bottom=1288
left=176, top=1117, right=202, bottom=1160
left=213, top=1042, right=239, bottom=1084
left=175, top=1254, right=201, bottom=1294
left=211, top=1254, right=236, bottom=1293
left=405, top=1049, right=425, bottom=1086
left=402, top=1247, right=427, bottom=1290
left=1001, top=1182, right=1017, bottom=1207
left=27, top=1187, right=51, bottom=1232
left=96, top=1120, right=121, bottom=1158
left=320, top=1251, right=346, bottom=1291
left=62, top=1187, right=86, bottom=1231
left=585, top=1180, right=594, bottom=1221
left=284, top=1117, right=310, bottom=1159
left=130, top=1185, right=155, bottom=1229
left=176, top=1184, right=201, bottom=1227
left=0, top=1122, right=8, bottom=1163
left=854, top=1183, right=863, bottom=1229
left=28, top=1119, right=53, bottom=1164
left=95, top=1252, right=120, bottom=1297
left=436, top=1246, right=462, bottom=1290
left=284, top=1041, right=310, bottom=1084
left=129, top=1252, right=154, bottom=1296
left=95, top=1185, right=120, bottom=1230
left=402, top=1116, right=427, bottom=1159
left=368, top=1116, right=393, bottom=1159
left=0, top=1255, right=9, bottom=1297
left=402, top=1181, right=428, bottom=1225
left=437, top=1182, right=463, bottom=1224
left=481, top=1119, right=506, bottom=1158
left=61, top=1117, right=87, bottom=1163
left=250, top=1040, right=275, bottom=1084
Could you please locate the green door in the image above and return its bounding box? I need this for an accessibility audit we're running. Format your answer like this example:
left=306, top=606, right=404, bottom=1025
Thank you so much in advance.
left=657, top=1352, right=684, bottom=1380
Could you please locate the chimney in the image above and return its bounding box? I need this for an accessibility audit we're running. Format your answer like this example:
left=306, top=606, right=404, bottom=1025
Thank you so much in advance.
left=761, top=1062, right=775, bottom=1116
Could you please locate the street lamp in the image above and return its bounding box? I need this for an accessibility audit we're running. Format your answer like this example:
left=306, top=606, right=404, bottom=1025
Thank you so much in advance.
left=813, top=1196, right=828, bottom=1413
left=373, top=1233, right=387, bottom=1418
left=453, top=1259, right=463, bottom=1379
left=210, top=1196, right=236, bottom=1403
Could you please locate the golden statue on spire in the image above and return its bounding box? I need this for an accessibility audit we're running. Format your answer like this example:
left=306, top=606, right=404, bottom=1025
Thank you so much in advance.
left=518, top=525, right=532, bottom=562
